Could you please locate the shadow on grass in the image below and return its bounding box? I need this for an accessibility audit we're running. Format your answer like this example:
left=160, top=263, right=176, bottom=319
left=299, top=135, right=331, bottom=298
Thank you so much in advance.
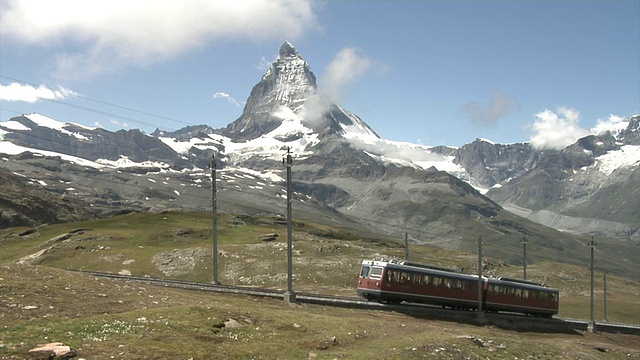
left=384, top=303, right=583, bottom=335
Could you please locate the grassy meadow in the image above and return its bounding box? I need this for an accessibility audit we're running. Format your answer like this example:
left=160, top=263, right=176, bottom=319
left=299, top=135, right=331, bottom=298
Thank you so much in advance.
left=0, top=211, right=638, bottom=359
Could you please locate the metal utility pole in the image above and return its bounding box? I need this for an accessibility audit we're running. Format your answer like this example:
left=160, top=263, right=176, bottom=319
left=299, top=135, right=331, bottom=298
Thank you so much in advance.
left=404, top=232, right=409, bottom=260
left=477, top=236, right=484, bottom=320
left=603, top=271, right=608, bottom=322
left=284, top=148, right=296, bottom=304
left=521, top=235, right=528, bottom=280
left=211, top=154, right=220, bottom=285
left=589, top=238, right=596, bottom=332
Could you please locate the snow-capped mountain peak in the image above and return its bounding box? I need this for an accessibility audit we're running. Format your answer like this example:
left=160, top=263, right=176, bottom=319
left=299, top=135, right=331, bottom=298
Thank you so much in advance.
left=0, top=113, right=93, bottom=142
left=259, top=41, right=317, bottom=108
left=24, top=113, right=93, bottom=131
left=220, top=42, right=379, bottom=144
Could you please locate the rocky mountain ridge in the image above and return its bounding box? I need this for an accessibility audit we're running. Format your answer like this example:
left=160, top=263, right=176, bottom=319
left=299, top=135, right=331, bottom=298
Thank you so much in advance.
left=487, top=125, right=640, bottom=240
left=219, top=41, right=378, bottom=143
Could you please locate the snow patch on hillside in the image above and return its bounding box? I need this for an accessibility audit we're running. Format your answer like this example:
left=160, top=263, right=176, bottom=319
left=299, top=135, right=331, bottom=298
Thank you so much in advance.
left=222, top=167, right=284, bottom=183
left=159, top=135, right=222, bottom=155
left=24, top=113, right=92, bottom=140
left=0, top=141, right=102, bottom=168
left=595, top=145, right=640, bottom=175
left=344, top=134, right=463, bottom=173
left=0, top=120, right=31, bottom=131
left=226, top=108, right=319, bottom=161
left=96, top=156, right=171, bottom=169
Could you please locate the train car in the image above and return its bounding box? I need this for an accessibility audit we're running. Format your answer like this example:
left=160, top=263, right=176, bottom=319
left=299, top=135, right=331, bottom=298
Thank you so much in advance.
left=484, top=277, right=559, bottom=317
left=357, top=259, right=559, bottom=317
left=357, top=259, right=483, bottom=309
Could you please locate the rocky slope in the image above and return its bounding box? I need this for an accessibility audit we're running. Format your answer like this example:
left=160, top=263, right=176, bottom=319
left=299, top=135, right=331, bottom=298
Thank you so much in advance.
left=487, top=117, right=640, bottom=241
left=0, top=168, right=93, bottom=227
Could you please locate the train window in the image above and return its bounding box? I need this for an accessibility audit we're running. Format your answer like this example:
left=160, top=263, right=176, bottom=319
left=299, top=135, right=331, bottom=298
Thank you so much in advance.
left=388, top=270, right=402, bottom=283
left=515, top=289, right=522, bottom=297
left=444, top=279, right=452, bottom=288
left=455, top=280, right=463, bottom=289
left=400, top=272, right=410, bottom=282
left=522, top=290, right=529, bottom=298
left=422, top=275, right=430, bottom=286
left=369, top=266, right=383, bottom=280
left=413, top=274, right=421, bottom=285
left=433, top=277, right=442, bottom=286
left=359, top=266, right=370, bottom=278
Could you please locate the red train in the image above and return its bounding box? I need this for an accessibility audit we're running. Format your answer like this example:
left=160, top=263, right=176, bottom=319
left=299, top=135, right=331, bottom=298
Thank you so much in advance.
left=357, top=259, right=559, bottom=317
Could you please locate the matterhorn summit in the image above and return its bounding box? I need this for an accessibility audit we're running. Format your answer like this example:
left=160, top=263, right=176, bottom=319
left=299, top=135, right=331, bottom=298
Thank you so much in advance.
left=221, top=41, right=378, bottom=143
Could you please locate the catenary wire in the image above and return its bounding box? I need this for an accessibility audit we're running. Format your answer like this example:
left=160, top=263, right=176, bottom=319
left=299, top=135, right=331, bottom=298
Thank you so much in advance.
left=0, top=75, right=203, bottom=131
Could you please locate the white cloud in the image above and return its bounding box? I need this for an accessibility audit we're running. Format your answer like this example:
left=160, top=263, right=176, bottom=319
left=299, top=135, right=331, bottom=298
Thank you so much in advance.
left=591, top=114, right=628, bottom=136
left=461, top=90, right=519, bottom=126
left=213, top=92, right=241, bottom=107
left=1, top=0, right=319, bottom=79
left=256, top=56, right=272, bottom=71
left=299, top=47, right=372, bottom=129
left=528, top=107, right=590, bottom=150
left=320, top=47, right=371, bottom=101
left=299, top=93, right=332, bottom=130
left=0, top=82, right=79, bottom=102
left=110, top=119, right=130, bottom=128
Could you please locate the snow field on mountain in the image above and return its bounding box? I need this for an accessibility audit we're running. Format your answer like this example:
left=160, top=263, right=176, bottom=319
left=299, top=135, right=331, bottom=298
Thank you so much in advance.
left=594, top=145, right=640, bottom=175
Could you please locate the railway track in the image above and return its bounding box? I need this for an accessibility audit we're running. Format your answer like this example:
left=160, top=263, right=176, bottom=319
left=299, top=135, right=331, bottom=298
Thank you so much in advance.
left=72, top=269, right=640, bottom=336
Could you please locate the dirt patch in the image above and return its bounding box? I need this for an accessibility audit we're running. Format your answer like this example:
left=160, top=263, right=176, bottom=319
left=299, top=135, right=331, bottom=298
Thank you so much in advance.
left=151, top=247, right=207, bottom=276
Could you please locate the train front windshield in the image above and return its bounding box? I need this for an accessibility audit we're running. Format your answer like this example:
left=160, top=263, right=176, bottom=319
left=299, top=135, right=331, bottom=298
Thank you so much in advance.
left=360, top=265, right=370, bottom=278
left=360, top=264, right=383, bottom=280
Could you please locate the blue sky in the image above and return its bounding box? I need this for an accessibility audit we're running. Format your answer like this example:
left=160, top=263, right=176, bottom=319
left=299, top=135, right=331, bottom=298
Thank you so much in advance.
left=1, top=0, right=638, bottom=148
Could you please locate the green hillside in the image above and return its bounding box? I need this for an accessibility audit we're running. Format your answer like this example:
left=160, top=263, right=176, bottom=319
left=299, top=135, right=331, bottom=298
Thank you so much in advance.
left=1, top=211, right=638, bottom=359
left=0, top=211, right=637, bottom=322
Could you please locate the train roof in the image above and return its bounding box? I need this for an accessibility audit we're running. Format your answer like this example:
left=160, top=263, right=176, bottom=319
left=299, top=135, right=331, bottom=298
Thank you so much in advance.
left=361, top=259, right=478, bottom=280
left=490, top=277, right=558, bottom=292
left=362, top=259, right=460, bottom=272
left=361, top=259, right=558, bottom=292
left=398, top=260, right=461, bottom=273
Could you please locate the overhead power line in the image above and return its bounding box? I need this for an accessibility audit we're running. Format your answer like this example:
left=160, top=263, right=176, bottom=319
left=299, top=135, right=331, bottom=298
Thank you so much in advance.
left=0, top=75, right=199, bottom=131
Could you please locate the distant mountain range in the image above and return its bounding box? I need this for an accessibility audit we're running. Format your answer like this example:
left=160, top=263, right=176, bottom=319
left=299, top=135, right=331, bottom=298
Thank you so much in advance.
left=1, top=41, right=638, bottom=277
